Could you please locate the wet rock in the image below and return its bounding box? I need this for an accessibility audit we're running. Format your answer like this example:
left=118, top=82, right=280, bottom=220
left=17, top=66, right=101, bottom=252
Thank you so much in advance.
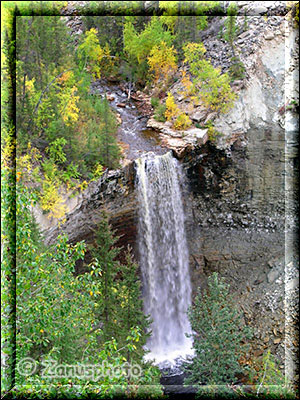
left=160, top=137, right=190, bottom=159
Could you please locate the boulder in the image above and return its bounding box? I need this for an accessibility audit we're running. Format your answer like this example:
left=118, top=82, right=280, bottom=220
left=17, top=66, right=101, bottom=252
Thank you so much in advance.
left=264, top=32, right=275, bottom=40
left=250, top=5, right=268, bottom=15
left=204, top=112, right=218, bottom=125
left=106, top=94, right=115, bottom=101
left=191, top=109, right=207, bottom=123
left=115, top=113, right=122, bottom=125
left=160, top=137, right=190, bottom=159
left=146, top=118, right=182, bottom=137
left=185, top=128, right=208, bottom=145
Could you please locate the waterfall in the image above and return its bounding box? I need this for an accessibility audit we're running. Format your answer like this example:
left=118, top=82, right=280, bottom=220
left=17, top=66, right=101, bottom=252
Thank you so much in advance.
left=135, top=152, right=193, bottom=364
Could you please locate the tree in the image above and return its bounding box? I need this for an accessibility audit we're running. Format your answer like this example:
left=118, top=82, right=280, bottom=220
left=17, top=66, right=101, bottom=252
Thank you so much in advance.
left=117, top=248, right=151, bottom=363
left=164, top=92, right=192, bottom=130
left=91, top=213, right=121, bottom=343
left=183, top=42, right=237, bottom=113
left=91, top=215, right=151, bottom=363
left=224, top=3, right=246, bottom=81
left=185, top=272, right=252, bottom=385
left=159, top=1, right=221, bottom=57
left=123, top=16, right=174, bottom=82
left=97, top=96, right=121, bottom=170
left=147, top=41, right=177, bottom=84
left=15, top=180, right=101, bottom=372
left=78, top=28, right=114, bottom=79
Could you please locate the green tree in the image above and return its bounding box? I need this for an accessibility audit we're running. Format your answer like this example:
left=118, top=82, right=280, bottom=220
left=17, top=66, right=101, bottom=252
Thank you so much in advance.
left=147, top=41, right=177, bottom=84
left=183, top=42, right=237, bottom=113
left=117, top=248, right=151, bottom=363
left=224, top=2, right=238, bottom=56
left=91, top=213, right=121, bottom=343
left=123, top=16, right=174, bottom=83
left=97, top=96, right=121, bottom=170
left=91, top=215, right=151, bottom=363
left=185, top=272, right=252, bottom=385
left=224, top=3, right=245, bottom=81
left=159, top=1, right=221, bottom=56
left=15, top=181, right=102, bottom=372
left=78, top=27, right=114, bottom=79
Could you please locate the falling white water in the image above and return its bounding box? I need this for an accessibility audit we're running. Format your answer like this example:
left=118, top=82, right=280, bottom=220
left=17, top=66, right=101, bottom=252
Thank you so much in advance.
left=135, top=152, right=193, bottom=365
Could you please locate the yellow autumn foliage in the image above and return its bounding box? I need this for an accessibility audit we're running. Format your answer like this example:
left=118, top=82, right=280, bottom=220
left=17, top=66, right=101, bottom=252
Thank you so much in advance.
left=165, top=92, right=192, bottom=130
left=147, top=41, right=177, bottom=83
left=78, top=28, right=114, bottom=79
left=180, top=70, right=194, bottom=98
left=165, top=92, right=180, bottom=121
left=173, top=113, right=192, bottom=130
left=59, top=86, right=80, bottom=126
left=40, top=178, right=67, bottom=220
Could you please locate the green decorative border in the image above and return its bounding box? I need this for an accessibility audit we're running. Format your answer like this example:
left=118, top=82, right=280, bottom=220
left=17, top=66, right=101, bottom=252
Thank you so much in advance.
left=1, top=1, right=298, bottom=399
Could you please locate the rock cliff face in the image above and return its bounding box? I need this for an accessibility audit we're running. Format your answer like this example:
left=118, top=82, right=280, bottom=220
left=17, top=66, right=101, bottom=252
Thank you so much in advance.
left=43, top=163, right=138, bottom=263
left=41, top=2, right=298, bottom=374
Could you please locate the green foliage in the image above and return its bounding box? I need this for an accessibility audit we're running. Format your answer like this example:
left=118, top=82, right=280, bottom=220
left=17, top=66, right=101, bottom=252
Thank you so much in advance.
left=164, top=92, right=192, bottom=130
left=118, top=249, right=151, bottom=362
left=16, top=16, right=121, bottom=184
left=183, top=42, right=237, bottom=113
left=224, top=12, right=237, bottom=46
left=123, top=17, right=174, bottom=82
left=78, top=28, right=114, bottom=79
left=46, top=138, right=67, bottom=164
left=2, top=176, right=163, bottom=396
left=229, top=56, right=246, bottom=81
left=159, top=1, right=221, bottom=52
left=16, top=181, right=93, bottom=370
left=90, top=162, right=104, bottom=182
left=151, top=97, right=160, bottom=108
left=147, top=41, right=177, bottom=83
left=174, top=112, right=192, bottom=130
left=91, top=215, right=151, bottom=363
left=205, top=120, right=223, bottom=142
left=185, top=272, right=252, bottom=385
left=96, top=97, right=121, bottom=170
left=154, top=103, right=167, bottom=123
left=152, top=97, right=167, bottom=122
left=249, top=350, right=294, bottom=398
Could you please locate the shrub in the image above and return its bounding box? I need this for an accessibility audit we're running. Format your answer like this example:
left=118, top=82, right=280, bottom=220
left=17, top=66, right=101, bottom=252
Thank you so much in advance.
left=40, top=178, right=67, bottom=219
left=147, top=41, right=177, bottom=83
left=183, top=42, right=237, bottom=113
left=151, top=96, right=160, bottom=108
left=154, top=103, right=167, bottom=122
left=46, top=137, right=67, bottom=164
left=251, top=350, right=294, bottom=398
left=184, top=272, right=252, bottom=385
left=173, top=113, right=192, bottom=130
left=229, top=56, right=246, bottom=81
left=206, top=121, right=223, bottom=142
left=165, top=92, right=180, bottom=121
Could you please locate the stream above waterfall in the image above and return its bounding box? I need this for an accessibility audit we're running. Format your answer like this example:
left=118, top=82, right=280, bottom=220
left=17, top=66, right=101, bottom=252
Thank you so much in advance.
left=90, top=80, right=167, bottom=161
